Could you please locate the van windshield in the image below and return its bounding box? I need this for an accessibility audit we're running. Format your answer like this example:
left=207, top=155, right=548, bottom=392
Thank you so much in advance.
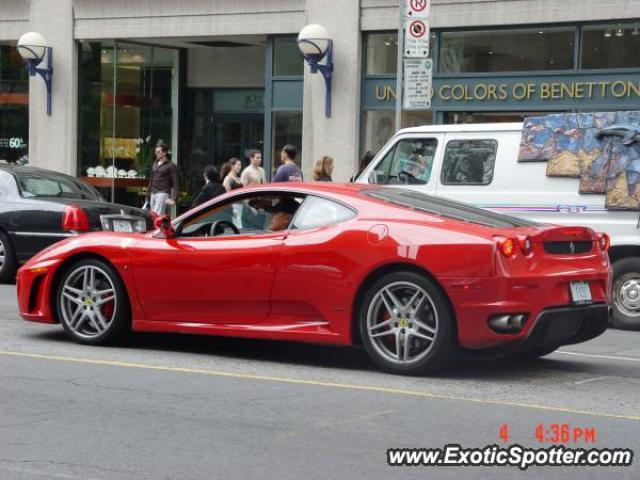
left=363, top=187, right=539, bottom=228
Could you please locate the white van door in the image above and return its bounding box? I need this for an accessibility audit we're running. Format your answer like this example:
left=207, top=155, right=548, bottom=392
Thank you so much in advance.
left=433, top=131, right=505, bottom=207
left=365, top=133, right=445, bottom=194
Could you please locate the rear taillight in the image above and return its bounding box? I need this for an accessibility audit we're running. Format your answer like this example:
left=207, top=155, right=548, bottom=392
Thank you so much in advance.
left=497, top=237, right=516, bottom=257
left=519, top=236, right=534, bottom=256
left=62, top=205, right=90, bottom=232
left=598, top=233, right=610, bottom=252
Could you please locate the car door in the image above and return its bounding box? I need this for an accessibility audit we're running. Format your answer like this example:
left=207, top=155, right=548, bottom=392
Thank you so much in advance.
left=363, top=134, right=444, bottom=194
left=434, top=132, right=501, bottom=207
left=269, top=195, right=357, bottom=331
left=130, top=194, right=287, bottom=325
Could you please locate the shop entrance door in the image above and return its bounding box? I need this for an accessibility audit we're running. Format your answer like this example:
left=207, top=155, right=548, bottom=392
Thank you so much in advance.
left=212, top=113, right=264, bottom=166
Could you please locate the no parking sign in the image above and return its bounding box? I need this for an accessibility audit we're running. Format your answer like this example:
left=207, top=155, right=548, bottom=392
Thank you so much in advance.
left=404, top=18, right=430, bottom=57
left=405, top=0, right=430, bottom=19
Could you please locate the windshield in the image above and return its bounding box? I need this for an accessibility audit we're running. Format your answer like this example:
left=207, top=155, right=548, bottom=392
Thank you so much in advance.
left=363, top=187, right=538, bottom=229
left=17, top=173, right=103, bottom=201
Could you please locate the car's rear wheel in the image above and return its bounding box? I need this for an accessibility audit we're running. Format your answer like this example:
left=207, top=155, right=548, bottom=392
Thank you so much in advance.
left=0, top=231, right=18, bottom=283
left=611, top=257, right=640, bottom=330
left=359, top=271, right=456, bottom=375
left=56, top=259, right=130, bottom=345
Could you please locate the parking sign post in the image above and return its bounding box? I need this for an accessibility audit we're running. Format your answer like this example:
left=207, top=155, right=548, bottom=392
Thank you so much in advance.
left=396, top=0, right=432, bottom=126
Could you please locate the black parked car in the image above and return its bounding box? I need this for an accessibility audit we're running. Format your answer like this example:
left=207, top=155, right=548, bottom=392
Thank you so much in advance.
left=0, top=164, right=152, bottom=282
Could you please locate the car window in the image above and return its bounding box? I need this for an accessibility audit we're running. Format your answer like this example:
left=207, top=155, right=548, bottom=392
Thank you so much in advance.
left=440, top=139, right=498, bottom=185
left=291, top=196, right=356, bottom=230
left=178, top=194, right=304, bottom=238
left=369, top=138, right=437, bottom=185
left=17, top=173, right=102, bottom=200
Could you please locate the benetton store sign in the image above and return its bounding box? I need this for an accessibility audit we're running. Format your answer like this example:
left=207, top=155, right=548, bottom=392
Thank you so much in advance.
left=364, top=71, right=640, bottom=110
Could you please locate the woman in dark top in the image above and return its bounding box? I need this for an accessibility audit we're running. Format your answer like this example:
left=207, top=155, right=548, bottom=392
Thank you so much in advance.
left=312, top=156, right=334, bottom=181
left=191, top=165, right=226, bottom=208
left=221, top=158, right=243, bottom=191
left=351, top=150, right=375, bottom=182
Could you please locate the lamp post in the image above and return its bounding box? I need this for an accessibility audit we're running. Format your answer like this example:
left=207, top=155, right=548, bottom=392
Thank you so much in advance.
left=17, top=31, right=53, bottom=115
left=297, top=24, right=333, bottom=118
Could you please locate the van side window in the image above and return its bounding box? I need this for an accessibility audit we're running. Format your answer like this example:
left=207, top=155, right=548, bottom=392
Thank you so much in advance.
left=440, top=139, right=498, bottom=185
left=369, top=139, right=438, bottom=185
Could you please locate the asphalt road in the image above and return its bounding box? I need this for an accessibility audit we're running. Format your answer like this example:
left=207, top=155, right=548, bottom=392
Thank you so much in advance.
left=1, top=284, right=639, bottom=480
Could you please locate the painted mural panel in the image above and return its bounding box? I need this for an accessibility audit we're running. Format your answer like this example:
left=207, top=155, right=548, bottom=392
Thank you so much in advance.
left=519, top=111, right=640, bottom=210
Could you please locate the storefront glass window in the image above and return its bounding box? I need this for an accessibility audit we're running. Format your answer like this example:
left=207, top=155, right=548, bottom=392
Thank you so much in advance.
left=271, top=112, right=302, bottom=178
left=273, top=37, right=304, bottom=76
left=78, top=41, right=179, bottom=205
left=0, top=44, right=29, bottom=163
left=439, top=28, right=574, bottom=73
left=581, top=23, right=640, bottom=69
left=365, top=32, right=434, bottom=75
left=361, top=110, right=433, bottom=156
left=443, top=112, right=557, bottom=124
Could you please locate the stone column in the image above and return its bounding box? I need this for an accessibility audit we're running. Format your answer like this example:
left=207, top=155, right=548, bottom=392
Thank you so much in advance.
left=301, top=0, right=361, bottom=182
left=27, top=0, right=77, bottom=175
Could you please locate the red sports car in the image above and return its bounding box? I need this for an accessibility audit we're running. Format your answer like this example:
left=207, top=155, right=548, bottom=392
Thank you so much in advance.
left=17, top=183, right=611, bottom=374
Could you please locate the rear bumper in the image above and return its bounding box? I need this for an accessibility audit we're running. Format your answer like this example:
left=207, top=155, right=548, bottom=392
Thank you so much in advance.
left=516, top=303, right=609, bottom=354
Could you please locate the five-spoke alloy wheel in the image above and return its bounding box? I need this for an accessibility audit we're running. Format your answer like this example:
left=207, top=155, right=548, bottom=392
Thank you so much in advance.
left=359, top=271, right=455, bottom=375
left=56, top=259, right=130, bottom=344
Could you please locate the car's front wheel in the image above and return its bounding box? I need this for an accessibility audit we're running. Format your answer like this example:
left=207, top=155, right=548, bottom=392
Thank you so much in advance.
left=359, top=271, right=456, bottom=375
left=56, top=259, right=130, bottom=345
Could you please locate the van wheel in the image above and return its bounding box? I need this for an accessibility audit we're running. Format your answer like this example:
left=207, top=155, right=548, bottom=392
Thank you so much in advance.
left=0, top=231, right=18, bottom=284
left=611, top=257, right=640, bottom=330
left=359, top=271, right=456, bottom=375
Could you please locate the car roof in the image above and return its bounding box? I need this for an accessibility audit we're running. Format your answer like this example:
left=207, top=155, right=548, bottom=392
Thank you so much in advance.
left=236, top=182, right=369, bottom=198
left=0, top=164, right=65, bottom=176
left=398, top=122, right=524, bottom=135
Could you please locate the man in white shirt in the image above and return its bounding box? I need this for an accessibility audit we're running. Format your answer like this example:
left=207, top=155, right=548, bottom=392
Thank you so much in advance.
left=241, top=150, right=266, bottom=187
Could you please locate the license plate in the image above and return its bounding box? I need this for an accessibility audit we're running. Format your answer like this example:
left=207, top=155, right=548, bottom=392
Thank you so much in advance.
left=570, top=281, right=592, bottom=304
left=112, top=219, right=133, bottom=233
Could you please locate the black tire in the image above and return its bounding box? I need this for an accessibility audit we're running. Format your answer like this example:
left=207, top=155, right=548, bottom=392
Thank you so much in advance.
left=611, top=257, right=640, bottom=330
left=56, top=258, right=131, bottom=345
left=0, top=230, right=18, bottom=284
left=358, top=271, right=456, bottom=375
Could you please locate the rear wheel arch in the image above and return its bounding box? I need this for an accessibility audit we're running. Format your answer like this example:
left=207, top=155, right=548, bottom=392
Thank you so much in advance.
left=49, top=252, right=130, bottom=323
left=351, top=262, right=457, bottom=346
left=608, top=245, right=640, bottom=264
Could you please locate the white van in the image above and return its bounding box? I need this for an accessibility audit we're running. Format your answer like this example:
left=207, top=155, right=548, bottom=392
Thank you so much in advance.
left=356, top=122, right=640, bottom=329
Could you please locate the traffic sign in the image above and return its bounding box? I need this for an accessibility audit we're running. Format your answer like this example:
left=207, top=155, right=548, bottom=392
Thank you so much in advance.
left=405, top=0, right=430, bottom=19
left=404, top=18, right=430, bottom=57
left=403, top=58, right=433, bottom=109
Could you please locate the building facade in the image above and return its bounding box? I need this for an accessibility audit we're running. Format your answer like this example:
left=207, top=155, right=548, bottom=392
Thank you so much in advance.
left=1, top=0, right=640, bottom=207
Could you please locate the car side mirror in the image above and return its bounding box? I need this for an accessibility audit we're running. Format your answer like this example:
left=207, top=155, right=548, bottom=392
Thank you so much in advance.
left=153, top=214, right=175, bottom=239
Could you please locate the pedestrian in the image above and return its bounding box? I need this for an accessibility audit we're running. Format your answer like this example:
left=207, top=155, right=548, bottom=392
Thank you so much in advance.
left=240, top=150, right=266, bottom=187
left=312, top=156, right=334, bottom=181
left=273, top=144, right=303, bottom=182
left=191, top=165, right=226, bottom=208
left=146, top=142, right=179, bottom=216
left=351, top=150, right=375, bottom=182
left=221, top=158, right=243, bottom=191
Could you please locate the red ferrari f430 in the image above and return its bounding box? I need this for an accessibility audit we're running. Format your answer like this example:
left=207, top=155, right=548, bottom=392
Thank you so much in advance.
left=17, top=184, right=611, bottom=374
